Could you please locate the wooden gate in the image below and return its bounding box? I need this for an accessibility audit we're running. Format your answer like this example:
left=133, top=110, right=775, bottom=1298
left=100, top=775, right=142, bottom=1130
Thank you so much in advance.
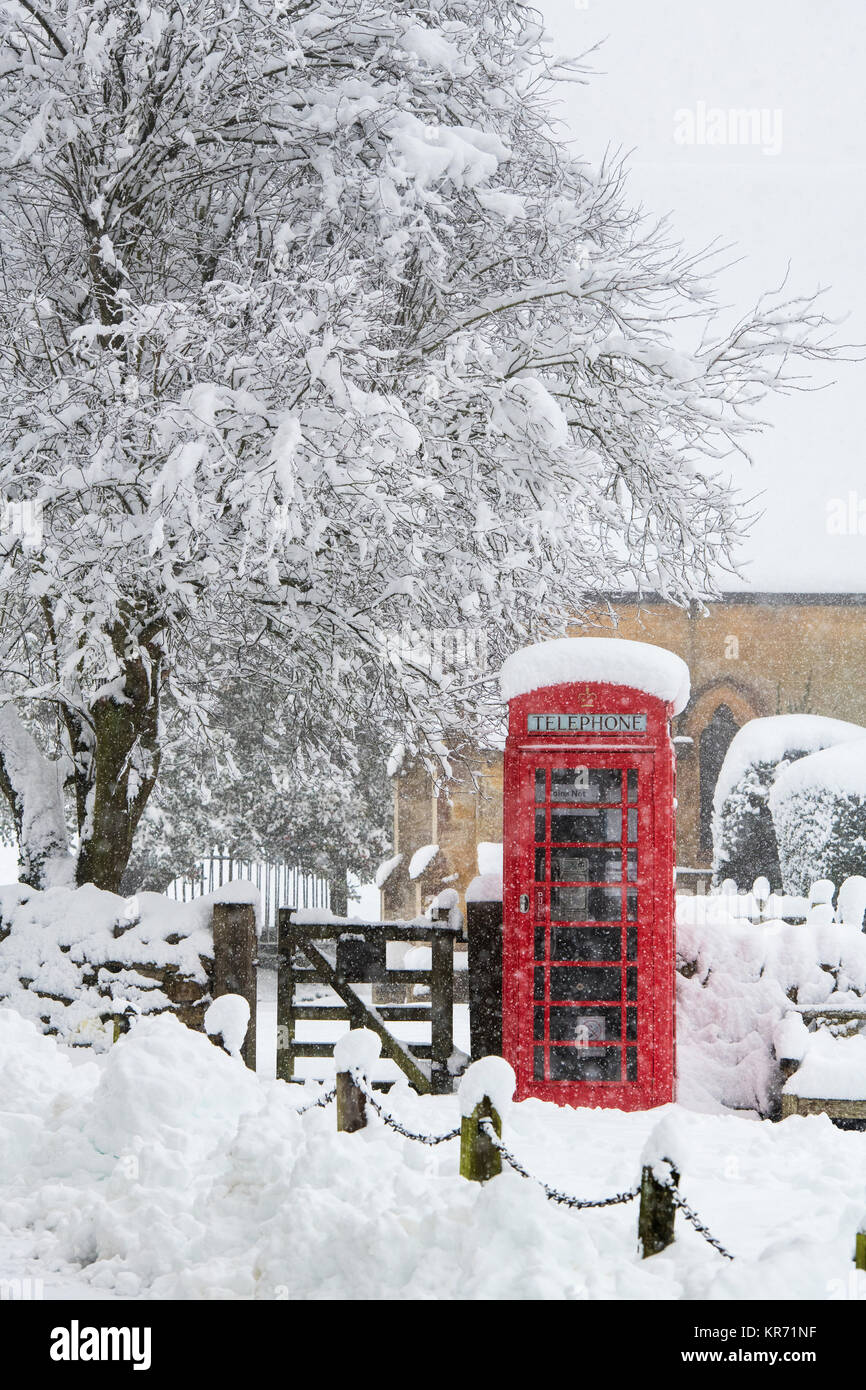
left=276, top=909, right=460, bottom=1094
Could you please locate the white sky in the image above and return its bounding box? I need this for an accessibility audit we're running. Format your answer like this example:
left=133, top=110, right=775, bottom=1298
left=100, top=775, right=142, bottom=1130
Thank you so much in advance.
left=537, top=0, right=866, bottom=592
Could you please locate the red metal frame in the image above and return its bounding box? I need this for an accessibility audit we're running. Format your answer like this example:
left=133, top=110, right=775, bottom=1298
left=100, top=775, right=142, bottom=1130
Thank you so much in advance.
left=502, top=680, right=676, bottom=1110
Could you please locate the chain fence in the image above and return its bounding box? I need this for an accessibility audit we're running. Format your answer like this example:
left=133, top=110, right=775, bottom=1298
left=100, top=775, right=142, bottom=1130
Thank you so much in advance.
left=480, top=1117, right=641, bottom=1210
left=664, top=1181, right=736, bottom=1261
left=352, top=1070, right=460, bottom=1144
left=292, top=1083, right=337, bottom=1115
left=284, top=1067, right=735, bottom=1260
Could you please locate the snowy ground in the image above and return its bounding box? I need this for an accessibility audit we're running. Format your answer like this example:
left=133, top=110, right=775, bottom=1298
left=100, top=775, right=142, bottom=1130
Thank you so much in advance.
left=3, top=878, right=866, bottom=1302
left=2, top=995, right=866, bottom=1301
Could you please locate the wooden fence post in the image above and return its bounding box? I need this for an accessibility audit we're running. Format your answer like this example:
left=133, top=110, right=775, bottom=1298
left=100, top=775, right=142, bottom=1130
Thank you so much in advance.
left=460, top=1096, right=502, bottom=1182
left=276, top=908, right=295, bottom=1083
left=212, top=901, right=257, bottom=1071
left=638, top=1159, right=679, bottom=1257
left=466, top=897, right=503, bottom=1060
left=336, top=1070, right=367, bottom=1132
left=430, top=912, right=455, bottom=1094
left=334, top=1029, right=381, bottom=1132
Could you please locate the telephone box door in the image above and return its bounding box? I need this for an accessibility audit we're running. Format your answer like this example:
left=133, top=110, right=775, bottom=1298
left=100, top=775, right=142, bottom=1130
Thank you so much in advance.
left=509, top=749, right=665, bottom=1109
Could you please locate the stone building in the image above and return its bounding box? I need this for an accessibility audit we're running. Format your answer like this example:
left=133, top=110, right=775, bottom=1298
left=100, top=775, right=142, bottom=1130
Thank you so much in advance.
left=381, top=592, right=866, bottom=918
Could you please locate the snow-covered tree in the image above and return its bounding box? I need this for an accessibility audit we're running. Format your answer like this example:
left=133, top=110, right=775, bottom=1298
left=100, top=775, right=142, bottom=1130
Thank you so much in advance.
left=0, top=0, right=848, bottom=890
left=712, top=715, right=866, bottom=890
left=122, top=688, right=391, bottom=905
left=770, top=742, right=866, bottom=894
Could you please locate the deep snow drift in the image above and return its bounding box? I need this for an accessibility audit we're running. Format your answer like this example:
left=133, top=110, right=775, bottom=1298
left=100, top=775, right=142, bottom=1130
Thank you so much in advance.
left=2, top=888, right=866, bottom=1300
left=1, top=1000, right=866, bottom=1301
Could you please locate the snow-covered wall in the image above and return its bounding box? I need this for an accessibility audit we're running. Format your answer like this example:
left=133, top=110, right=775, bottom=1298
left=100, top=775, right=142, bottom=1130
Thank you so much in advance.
left=0, top=883, right=217, bottom=1041
left=676, top=901, right=866, bottom=1114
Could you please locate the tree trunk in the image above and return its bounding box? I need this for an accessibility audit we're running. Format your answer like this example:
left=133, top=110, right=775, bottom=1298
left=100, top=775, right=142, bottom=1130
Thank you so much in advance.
left=74, top=622, right=163, bottom=894
left=330, top=866, right=349, bottom=917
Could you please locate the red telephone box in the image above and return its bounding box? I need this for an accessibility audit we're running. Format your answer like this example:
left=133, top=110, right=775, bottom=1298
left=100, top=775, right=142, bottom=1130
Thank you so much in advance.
left=500, top=638, right=688, bottom=1111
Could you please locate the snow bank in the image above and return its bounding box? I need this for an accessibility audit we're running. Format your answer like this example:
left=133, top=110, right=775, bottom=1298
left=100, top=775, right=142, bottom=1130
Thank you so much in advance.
left=500, top=637, right=690, bottom=714
left=0, top=882, right=214, bottom=1038
left=5, top=1008, right=866, bottom=1300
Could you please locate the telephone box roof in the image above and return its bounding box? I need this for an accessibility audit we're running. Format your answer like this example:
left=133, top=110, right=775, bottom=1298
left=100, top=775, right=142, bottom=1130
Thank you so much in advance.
left=499, top=637, right=691, bottom=715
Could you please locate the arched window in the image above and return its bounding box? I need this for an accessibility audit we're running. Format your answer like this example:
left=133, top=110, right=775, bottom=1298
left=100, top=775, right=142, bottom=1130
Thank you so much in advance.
left=699, top=705, right=739, bottom=853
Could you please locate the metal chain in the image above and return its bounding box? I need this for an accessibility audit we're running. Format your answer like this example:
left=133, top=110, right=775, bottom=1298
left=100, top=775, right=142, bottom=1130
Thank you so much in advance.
left=351, top=1070, right=460, bottom=1144
left=480, top=1119, right=640, bottom=1210
left=293, top=1084, right=337, bottom=1115
left=296, top=1082, right=734, bottom=1257
left=664, top=1182, right=735, bottom=1261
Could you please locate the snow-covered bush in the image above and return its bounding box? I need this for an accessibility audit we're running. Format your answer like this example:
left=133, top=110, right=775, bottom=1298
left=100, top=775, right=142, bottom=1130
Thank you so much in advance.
left=712, top=715, right=866, bottom=890
left=769, top=741, right=866, bottom=893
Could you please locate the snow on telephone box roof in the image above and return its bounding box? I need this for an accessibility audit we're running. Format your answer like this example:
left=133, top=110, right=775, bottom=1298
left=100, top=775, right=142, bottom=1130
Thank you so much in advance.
left=499, top=637, right=691, bottom=715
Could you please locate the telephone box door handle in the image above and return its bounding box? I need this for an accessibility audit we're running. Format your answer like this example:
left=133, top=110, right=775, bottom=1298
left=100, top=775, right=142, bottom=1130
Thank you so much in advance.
left=519, top=893, right=529, bottom=913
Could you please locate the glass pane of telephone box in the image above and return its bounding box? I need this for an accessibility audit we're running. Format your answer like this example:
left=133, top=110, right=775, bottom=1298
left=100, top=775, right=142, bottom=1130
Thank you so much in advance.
left=549, top=1005, right=622, bottom=1042
left=551, top=848, right=623, bottom=882
left=534, top=1007, right=545, bottom=1041
left=549, top=1046, right=622, bottom=1082
left=534, top=848, right=546, bottom=881
left=534, top=1047, right=545, bottom=1080
left=535, top=809, right=546, bottom=841
left=551, top=768, right=622, bottom=803
left=534, top=967, right=546, bottom=1000
left=534, top=926, right=546, bottom=960
left=551, top=885, right=622, bottom=921
left=627, top=809, right=638, bottom=842
left=535, top=769, right=546, bottom=801
left=550, top=926, right=621, bottom=961
left=551, top=807, right=621, bottom=843
left=627, top=769, right=638, bottom=802
left=550, top=965, right=621, bottom=1001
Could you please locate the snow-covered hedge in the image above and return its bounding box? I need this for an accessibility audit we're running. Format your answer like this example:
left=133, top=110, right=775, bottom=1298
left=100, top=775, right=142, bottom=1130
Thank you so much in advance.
left=676, top=900, right=866, bottom=1115
left=0, top=882, right=216, bottom=1040
left=711, top=715, right=866, bottom=890
left=769, top=741, right=866, bottom=893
